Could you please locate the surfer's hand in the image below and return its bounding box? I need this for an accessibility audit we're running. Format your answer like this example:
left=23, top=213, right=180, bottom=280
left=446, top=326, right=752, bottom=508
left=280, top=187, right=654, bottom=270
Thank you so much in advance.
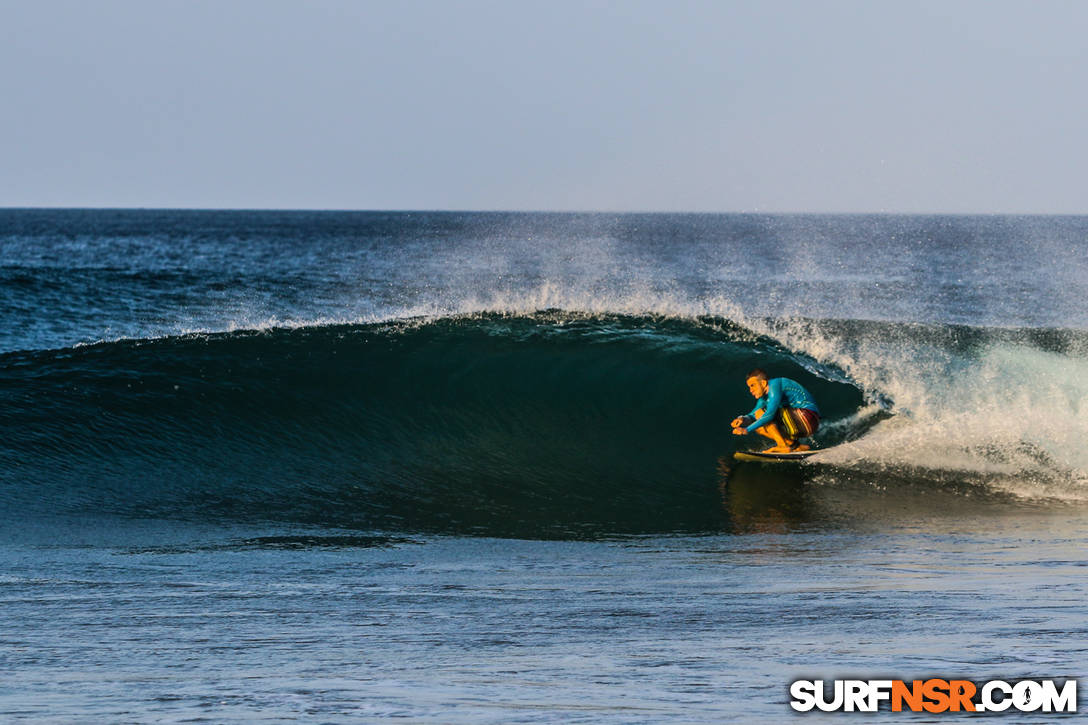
left=732, top=427, right=747, bottom=435
left=730, top=417, right=744, bottom=428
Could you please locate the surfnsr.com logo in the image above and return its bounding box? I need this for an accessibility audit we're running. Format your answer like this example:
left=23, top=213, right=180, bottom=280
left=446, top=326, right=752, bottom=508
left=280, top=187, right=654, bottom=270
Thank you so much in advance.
left=790, top=679, right=1077, bottom=713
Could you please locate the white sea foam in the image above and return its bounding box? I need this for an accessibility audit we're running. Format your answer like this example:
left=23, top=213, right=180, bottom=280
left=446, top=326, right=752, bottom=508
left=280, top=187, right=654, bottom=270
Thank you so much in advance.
left=805, top=338, right=1088, bottom=501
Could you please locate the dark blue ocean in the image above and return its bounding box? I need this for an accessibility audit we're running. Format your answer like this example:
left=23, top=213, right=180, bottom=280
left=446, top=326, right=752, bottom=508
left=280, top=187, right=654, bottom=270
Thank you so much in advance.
left=1, top=210, right=1085, bottom=721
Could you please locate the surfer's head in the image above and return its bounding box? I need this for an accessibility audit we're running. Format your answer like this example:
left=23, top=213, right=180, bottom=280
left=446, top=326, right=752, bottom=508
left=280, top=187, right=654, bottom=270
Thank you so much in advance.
left=745, top=368, right=769, bottom=398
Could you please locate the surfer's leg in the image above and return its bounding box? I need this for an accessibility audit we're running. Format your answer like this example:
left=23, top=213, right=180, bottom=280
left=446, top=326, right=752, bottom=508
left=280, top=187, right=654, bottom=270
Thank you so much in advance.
left=749, top=408, right=794, bottom=452
left=752, top=412, right=793, bottom=452
left=750, top=409, right=776, bottom=441
left=762, top=425, right=794, bottom=452
left=766, top=409, right=803, bottom=452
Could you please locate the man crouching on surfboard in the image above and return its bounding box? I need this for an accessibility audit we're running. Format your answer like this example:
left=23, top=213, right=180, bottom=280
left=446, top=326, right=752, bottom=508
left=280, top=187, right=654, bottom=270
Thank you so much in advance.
left=731, top=368, right=820, bottom=453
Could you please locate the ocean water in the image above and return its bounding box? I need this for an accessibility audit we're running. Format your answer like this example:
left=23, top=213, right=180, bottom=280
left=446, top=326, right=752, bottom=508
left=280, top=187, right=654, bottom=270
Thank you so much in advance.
left=1, top=210, right=1085, bottom=721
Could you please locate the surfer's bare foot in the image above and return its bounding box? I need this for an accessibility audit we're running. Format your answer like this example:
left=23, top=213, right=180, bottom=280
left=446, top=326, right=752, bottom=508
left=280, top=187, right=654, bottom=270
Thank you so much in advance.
left=769, top=442, right=809, bottom=453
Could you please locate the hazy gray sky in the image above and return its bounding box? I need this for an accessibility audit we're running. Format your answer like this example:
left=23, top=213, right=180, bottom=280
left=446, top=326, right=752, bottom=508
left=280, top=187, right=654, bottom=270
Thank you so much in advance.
left=2, top=0, right=1086, bottom=212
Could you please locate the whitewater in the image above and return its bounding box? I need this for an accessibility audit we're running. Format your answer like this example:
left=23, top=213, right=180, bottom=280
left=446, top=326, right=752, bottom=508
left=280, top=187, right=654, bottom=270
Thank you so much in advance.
left=0, top=210, right=1084, bottom=722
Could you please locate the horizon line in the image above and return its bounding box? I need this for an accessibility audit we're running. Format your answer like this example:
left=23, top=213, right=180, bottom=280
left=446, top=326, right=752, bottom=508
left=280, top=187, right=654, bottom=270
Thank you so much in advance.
left=2, top=206, right=1086, bottom=217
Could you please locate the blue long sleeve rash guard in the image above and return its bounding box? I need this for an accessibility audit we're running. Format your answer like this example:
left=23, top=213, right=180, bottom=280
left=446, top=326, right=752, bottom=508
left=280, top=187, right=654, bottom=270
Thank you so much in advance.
left=746, top=377, right=820, bottom=433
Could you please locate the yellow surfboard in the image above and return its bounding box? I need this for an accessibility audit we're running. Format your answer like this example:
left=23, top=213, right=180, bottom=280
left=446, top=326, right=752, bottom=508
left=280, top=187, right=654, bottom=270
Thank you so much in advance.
left=733, top=449, right=819, bottom=463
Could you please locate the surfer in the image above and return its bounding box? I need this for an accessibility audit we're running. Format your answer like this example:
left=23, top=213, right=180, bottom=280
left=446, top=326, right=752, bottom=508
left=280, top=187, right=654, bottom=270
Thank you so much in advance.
left=731, top=369, right=820, bottom=453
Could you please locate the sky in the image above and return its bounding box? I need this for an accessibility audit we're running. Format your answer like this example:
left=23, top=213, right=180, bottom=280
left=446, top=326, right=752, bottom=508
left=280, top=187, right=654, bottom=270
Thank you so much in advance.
left=1, top=0, right=1086, bottom=213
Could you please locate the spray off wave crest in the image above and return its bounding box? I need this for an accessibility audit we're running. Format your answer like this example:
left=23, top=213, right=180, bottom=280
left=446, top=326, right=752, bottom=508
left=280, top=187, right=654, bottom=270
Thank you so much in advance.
left=1, top=304, right=1085, bottom=537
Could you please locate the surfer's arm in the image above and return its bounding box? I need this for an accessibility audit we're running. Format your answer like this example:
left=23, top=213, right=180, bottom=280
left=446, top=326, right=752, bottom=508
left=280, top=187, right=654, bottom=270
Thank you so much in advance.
left=732, top=397, right=765, bottom=430
left=746, top=381, right=782, bottom=432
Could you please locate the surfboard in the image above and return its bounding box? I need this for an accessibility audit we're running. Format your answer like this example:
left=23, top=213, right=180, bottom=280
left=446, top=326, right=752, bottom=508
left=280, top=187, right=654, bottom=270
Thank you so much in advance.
left=733, top=449, right=819, bottom=462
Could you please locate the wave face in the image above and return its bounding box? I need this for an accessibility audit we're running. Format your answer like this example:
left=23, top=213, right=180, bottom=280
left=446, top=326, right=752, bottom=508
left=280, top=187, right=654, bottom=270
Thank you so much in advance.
left=2, top=211, right=1087, bottom=537
left=0, top=313, right=868, bottom=535
left=3, top=310, right=1086, bottom=536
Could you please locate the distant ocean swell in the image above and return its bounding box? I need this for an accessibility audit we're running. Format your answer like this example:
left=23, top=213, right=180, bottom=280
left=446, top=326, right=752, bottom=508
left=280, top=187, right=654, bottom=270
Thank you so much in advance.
left=1, top=311, right=1084, bottom=536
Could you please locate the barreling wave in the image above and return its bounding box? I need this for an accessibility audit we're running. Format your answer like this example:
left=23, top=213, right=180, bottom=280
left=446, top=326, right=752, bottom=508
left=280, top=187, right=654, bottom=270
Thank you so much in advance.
left=0, top=310, right=1084, bottom=537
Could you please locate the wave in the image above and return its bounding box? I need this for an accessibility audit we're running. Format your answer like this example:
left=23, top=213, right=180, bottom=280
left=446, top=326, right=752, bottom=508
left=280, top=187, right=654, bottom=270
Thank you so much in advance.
left=1, top=310, right=1084, bottom=536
